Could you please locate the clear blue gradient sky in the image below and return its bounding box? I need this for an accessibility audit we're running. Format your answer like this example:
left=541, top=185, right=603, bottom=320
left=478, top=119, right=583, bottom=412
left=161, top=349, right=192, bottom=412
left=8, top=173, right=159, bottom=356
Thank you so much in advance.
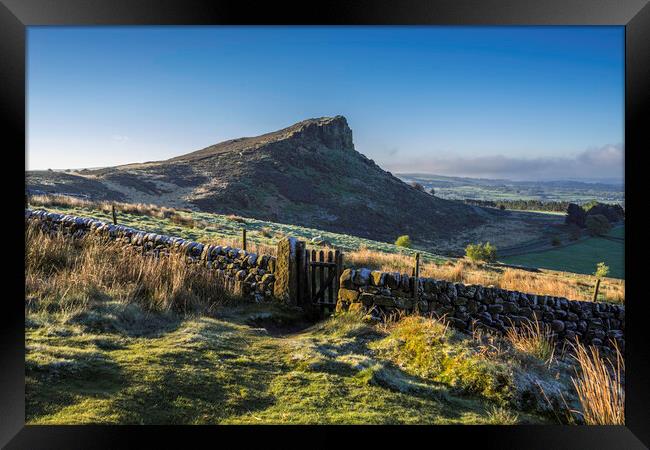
left=27, top=26, right=624, bottom=181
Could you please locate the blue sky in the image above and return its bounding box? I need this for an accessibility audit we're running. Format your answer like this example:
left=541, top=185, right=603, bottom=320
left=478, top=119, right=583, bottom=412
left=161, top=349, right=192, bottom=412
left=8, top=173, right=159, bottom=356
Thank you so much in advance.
left=27, top=26, right=624, bottom=180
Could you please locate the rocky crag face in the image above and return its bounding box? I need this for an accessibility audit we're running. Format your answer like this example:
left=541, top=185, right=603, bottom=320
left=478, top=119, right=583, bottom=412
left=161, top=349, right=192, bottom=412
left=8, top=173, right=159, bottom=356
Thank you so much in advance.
left=26, top=116, right=494, bottom=249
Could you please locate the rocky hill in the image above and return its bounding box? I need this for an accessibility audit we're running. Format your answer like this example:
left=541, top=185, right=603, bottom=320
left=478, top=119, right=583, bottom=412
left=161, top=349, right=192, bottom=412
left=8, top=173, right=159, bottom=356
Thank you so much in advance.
left=26, top=116, right=498, bottom=248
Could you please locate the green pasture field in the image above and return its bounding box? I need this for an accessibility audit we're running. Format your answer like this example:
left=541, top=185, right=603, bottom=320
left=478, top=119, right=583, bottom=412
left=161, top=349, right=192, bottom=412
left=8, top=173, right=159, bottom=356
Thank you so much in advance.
left=500, top=226, right=624, bottom=279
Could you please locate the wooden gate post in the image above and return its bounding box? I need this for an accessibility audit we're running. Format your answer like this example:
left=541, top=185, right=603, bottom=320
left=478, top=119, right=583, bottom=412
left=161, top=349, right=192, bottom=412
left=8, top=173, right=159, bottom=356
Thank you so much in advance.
left=413, top=253, right=420, bottom=299
left=112, top=204, right=117, bottom=225
left=242, top=228, right=247, bottom=251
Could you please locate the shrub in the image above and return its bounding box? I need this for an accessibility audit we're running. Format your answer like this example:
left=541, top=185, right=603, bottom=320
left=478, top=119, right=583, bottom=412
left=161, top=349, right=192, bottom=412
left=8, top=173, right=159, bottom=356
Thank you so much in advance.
left=465, top=242, right=497, bottom=263
left=551, top=237, right=561, bottom=246
left=594, top=262, right=610, bottom=279
left=394, top=235, right=412, bottom=248
left=585, top=214, right=612, bottom=236
left=429, top=187, right=436, bottom=196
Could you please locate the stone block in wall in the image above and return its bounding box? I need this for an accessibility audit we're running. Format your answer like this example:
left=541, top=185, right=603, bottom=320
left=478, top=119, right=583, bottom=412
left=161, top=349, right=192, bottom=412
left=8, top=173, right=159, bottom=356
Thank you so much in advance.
left=273, top=237, right=301, bottom=304
left=370, top=271, right=385, bottom=286
left=399, top=274, right=410, bottom=292
left=423, top=279, right=436, bottom=294
left=354, top=268, right=371, bottom=286
left=340, top=269, right=355, bottom=289
left=393, top=296, right=415, bottom=310
left=447, top=317, right=467, bottom=330
left=360, top=294, right=393, bottom=307
left=503, top=301, right=519, bottom=314
left=453, top=296, right=468, bottom=306
left=338, top=288, right=359, bottom=303
left=385, top=272, right=400, bottom=290
left=488, top=304, right=503, bottom=314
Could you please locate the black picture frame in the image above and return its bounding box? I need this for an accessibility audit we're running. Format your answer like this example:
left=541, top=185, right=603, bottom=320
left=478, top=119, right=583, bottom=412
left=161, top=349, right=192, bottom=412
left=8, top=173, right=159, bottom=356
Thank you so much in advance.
left=2, top=0, right=648, bottom=448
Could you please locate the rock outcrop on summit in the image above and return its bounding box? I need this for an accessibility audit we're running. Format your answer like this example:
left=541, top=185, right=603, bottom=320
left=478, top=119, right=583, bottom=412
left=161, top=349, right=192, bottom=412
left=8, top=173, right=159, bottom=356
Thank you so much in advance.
left=26, top=116, right=496, bottom=248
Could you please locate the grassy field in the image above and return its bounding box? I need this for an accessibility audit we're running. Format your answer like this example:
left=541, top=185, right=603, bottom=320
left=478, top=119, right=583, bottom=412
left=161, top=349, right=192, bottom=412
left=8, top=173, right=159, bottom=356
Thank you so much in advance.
left=501, top=226, right=624, bottom=279
left=26, top=303, right=559, bottom=425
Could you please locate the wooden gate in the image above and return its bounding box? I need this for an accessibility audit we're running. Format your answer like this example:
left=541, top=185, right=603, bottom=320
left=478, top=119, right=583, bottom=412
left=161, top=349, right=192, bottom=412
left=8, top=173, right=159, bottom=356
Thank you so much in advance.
left=303, top=249, right=343, bottom=311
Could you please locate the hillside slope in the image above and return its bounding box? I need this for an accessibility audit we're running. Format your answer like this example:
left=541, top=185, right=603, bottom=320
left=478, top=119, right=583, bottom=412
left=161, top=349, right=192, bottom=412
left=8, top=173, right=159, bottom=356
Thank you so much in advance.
left=27, top=116, right=494, bottom=248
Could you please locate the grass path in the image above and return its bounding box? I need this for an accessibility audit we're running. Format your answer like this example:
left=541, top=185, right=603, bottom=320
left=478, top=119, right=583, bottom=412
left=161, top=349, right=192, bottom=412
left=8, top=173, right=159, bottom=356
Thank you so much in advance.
left=26, top=304, right=546, bottom=425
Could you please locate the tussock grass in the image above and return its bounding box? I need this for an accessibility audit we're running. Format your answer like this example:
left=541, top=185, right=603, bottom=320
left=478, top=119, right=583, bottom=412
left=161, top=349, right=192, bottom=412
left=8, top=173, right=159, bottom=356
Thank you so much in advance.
left=169, top=213, right=196, bottom=228
left=571, top=341, right=625, bottom=425
left=485, top=405, right=519, bottom=425
left=25, top=223, right=228, bottom=317
left=372, top=315, right=514, bottom=406
left=505, top=320, right=555, bottom=364
left=226, top=214, right=246, bottom=224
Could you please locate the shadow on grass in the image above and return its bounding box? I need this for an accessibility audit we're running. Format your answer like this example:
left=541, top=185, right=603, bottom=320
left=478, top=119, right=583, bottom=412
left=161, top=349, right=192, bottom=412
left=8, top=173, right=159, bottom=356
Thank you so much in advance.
left=26, top=349, right=126, bottom=422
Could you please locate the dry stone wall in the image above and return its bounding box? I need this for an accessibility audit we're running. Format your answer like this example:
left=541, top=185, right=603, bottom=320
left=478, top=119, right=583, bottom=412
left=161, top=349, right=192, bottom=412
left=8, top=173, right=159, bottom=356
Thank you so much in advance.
left=337, top=268, right=625, bottom=353
left=26, top=209, right=277, bottom=302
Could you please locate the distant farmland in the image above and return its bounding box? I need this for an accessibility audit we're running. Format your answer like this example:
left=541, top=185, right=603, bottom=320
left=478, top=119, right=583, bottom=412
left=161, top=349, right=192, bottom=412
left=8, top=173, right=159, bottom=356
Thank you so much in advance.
left=500, top=226, right=624, bottom=279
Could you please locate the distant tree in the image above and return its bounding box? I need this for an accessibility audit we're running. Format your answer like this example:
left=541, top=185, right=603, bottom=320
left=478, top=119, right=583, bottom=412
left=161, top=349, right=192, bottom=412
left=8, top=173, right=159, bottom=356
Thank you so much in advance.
left=566, top=203, right=587, bottom=228
left=395, top=235, right=412, bottom=248
left=585, top=202, right=625, bottom=223
left=465, top=242, right=497, bottom=263
left=499, top=204, right=506, bottom=210
left=592, top=262, right=610, bottom=301
left=551, top=236, right=561, bottom=246
left=410, top=181, right=425, bottom=192
left=585, top=214, right=612, bottom=236
left=429, top=187, right=436, bottom=196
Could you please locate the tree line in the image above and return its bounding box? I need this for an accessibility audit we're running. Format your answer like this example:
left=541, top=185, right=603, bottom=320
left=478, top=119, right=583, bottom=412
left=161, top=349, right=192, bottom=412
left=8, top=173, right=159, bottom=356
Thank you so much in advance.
left=462, top=199, right=571, bottom=212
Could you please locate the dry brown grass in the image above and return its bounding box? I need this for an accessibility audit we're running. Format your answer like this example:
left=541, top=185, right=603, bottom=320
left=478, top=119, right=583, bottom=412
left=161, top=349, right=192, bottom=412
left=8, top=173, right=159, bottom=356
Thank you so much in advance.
left=571, top=341, right=625, bottom=425
left=505, top=319, right=555, bottom=364
left=345, top=247, right=419, bottom=275
left=225, top=214, right=246, bottom=224
left=169, top=213, right=196, bottom=228
left=345, top=247, right=624, bottom=303
left=25, top=223, right=228, bottom=316
left=29, top=194, right=178, bottom=221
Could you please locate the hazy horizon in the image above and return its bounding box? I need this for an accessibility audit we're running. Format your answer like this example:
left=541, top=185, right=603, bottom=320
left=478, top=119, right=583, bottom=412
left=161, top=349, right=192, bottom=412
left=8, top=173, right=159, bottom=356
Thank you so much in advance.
left=27, top=26, right=624, bottom=182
